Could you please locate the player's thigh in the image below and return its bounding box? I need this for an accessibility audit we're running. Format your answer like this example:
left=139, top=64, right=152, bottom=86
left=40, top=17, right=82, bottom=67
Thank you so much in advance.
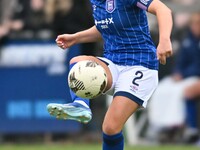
left=114, top=66, right=158, bottom=108
left=102, top=96, right=139, bottom=135
left=70, top=55, right=113, bottom=91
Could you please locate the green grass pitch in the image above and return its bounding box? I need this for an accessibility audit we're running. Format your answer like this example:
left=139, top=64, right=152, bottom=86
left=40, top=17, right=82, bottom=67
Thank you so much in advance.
left=1, top=144, right=200, bottom=150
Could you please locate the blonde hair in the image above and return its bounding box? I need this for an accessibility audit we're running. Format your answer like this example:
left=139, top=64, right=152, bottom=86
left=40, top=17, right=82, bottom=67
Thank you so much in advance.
left=45, top=0, right=73, bottom=23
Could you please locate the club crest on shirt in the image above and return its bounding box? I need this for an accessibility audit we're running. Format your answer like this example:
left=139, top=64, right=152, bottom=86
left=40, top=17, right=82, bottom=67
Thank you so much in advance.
left=106, top=0, right=115, bottom=13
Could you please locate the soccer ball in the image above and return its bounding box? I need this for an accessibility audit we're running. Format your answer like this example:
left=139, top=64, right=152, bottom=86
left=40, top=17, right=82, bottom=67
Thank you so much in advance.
left=68, top=60, right=107, bottom=99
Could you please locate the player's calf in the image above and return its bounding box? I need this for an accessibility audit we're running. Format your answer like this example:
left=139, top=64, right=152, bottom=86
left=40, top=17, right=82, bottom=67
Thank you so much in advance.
left=102, top=118, right=124, bottom=150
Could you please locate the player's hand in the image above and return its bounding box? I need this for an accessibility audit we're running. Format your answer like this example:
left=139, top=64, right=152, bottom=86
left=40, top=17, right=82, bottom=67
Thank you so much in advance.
left=157, top=39, right=173, bottom=65
left=56, top=34, right=78, bottom=49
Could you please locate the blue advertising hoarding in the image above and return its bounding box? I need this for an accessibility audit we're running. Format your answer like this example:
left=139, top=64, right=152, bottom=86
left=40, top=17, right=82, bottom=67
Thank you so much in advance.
left=0, top=42, right=82, bottom=133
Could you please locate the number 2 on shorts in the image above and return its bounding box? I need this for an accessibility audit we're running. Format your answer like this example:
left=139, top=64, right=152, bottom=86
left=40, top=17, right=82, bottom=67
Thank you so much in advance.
left=132, top=71, right=143, bottom=86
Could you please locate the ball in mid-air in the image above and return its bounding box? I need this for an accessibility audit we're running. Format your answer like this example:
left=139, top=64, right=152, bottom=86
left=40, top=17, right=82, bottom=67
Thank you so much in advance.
left=68, top=60, right=107, bottom=99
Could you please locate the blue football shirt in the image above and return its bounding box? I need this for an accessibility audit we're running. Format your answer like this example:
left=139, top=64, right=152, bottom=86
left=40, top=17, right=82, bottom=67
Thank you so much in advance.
left=90, top=0, right=159, bottom=70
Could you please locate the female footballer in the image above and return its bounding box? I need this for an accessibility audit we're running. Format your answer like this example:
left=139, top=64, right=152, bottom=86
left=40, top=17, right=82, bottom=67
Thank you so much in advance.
left=47, top=0, right=173, bottom=149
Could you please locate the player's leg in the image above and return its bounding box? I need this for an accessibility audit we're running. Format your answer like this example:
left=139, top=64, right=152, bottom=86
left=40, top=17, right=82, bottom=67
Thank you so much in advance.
left=47, top=55, right=113, bottom=123
left=67, top=56, right=113, bottom=108
left=102, top=66, right=158, bottom=150
left=184, top=99, right=199, bottom=143
left=102, top=96, right=139, bottom=150
left=69, top=56, right=113, bottom=92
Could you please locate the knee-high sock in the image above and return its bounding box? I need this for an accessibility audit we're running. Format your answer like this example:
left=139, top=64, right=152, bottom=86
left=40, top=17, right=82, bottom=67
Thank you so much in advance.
left=69, top=63, right=90, bottom=108
left=103, top=132, right=124, bottom=150
left=185, top=99, right=198, bottom=129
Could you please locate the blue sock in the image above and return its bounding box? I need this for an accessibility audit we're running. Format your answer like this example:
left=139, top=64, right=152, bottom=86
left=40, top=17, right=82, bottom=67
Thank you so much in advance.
left=103, top=132, right=124, bottom=150
left=69, top=63, right=90, bottom=107
left=185, top=99, right=198, bottom=129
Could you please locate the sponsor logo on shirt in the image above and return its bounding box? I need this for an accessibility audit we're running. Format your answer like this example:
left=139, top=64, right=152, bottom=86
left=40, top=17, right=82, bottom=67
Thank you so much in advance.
left=95, top=17, right=114, bottom=29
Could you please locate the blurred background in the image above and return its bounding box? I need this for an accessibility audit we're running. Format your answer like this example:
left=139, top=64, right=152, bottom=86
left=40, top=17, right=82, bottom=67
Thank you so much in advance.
left=0, top=0, right=200, bottom=149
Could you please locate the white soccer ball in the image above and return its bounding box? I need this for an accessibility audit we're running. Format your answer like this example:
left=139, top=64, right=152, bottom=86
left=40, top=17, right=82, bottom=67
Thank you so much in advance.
left=68, top=60, right=107, bottom=99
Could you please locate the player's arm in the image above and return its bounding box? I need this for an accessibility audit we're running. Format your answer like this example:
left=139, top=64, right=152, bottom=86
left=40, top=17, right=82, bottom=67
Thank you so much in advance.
left=148, top=0, right=173, bottom=65
left=75, top=26, right=102, bottom=43
left=56, top=26, right=102, bottom=49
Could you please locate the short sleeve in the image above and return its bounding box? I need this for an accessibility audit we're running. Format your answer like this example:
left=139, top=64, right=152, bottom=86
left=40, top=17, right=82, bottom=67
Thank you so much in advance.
left=126, top=0, right=153, bottom=11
